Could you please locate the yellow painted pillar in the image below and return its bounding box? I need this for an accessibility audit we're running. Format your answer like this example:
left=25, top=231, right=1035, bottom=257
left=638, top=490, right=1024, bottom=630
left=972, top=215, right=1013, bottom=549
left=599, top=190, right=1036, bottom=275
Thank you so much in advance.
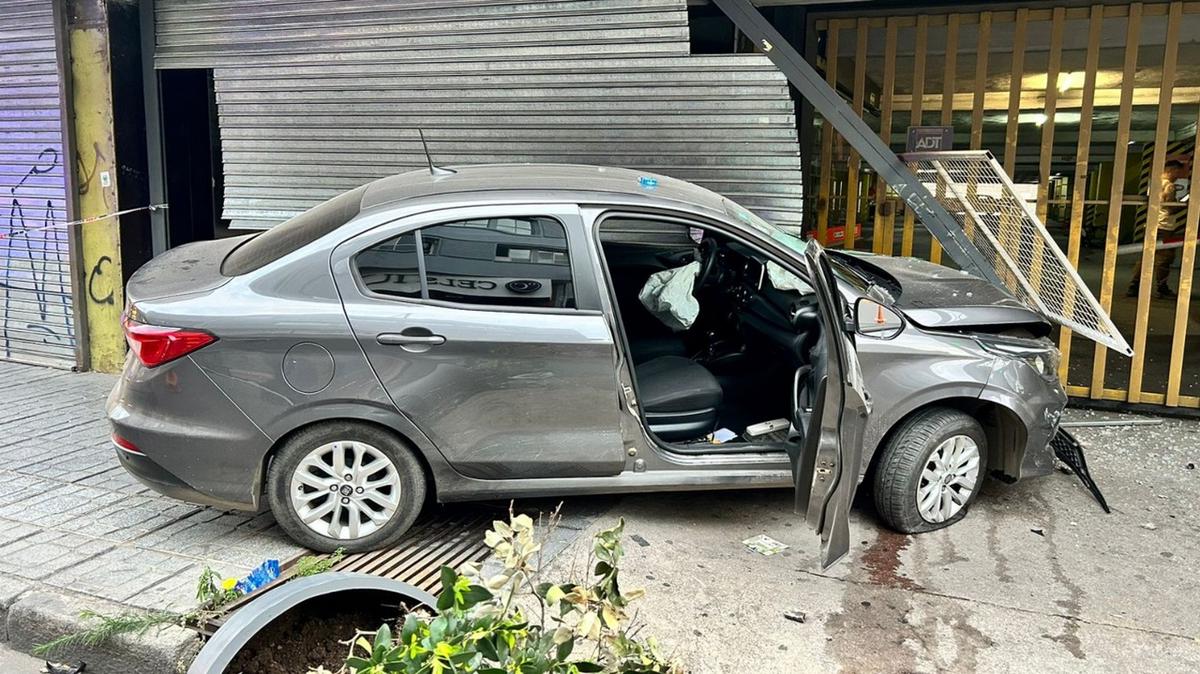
left=68, top=0, right=125, bottom=372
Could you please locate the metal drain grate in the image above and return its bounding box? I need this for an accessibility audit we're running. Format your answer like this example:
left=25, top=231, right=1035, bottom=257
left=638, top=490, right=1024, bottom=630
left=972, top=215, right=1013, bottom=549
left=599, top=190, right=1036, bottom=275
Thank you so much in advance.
left=326, top=512, right=493, bottom=595
left=198, top=510, right=494, bottom=635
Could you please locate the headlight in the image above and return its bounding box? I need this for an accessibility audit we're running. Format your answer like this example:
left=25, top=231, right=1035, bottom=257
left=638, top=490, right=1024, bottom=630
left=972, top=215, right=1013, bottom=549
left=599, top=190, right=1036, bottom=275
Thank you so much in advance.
left=977, top=336, right=1061, bottom=381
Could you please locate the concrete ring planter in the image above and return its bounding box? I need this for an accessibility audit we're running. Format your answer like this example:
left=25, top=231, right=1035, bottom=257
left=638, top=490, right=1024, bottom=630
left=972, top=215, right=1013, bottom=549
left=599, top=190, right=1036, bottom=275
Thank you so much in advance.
left=186, top=572, right=436, bottom=674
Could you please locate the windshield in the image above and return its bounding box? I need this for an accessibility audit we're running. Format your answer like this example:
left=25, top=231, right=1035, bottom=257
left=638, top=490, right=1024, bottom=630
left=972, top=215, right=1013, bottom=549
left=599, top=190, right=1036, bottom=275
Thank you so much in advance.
left=722, top=199, right=881, bottom=295
left=722, top=199, right=809, bottom=256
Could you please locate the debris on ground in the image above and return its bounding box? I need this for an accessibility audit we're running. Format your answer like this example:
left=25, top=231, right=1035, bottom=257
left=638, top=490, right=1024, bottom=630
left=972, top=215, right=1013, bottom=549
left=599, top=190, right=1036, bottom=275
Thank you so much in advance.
left=1030, top=528, right=1045, bottom=537
left=1141, top=523, right=1158, bottom=531
left=743, top=534, right=789, bottom=556
left=42, top=662, right=85, bottom=674
left=783, top=610, right=807, bottom=624
left=1051, top=428, right=1111, bottom=513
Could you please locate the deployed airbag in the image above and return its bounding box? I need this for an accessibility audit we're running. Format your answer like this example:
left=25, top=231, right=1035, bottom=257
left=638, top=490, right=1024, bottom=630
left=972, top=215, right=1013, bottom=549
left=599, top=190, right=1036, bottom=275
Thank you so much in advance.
left=766, top=261, right=811, bottom=293
left=638, top=261, right=701, bottom=331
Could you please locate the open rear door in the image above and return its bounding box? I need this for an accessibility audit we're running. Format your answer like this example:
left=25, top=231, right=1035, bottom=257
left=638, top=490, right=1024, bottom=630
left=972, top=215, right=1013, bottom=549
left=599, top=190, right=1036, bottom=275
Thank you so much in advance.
left=791, top=242, right=870, bottom=569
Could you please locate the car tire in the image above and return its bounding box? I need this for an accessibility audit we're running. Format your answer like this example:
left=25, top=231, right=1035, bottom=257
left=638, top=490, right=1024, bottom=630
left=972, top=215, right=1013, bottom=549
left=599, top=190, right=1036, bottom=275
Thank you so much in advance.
left=266, top=421, right=426, bottom=553
left=872, top=408, right=988, bottom=534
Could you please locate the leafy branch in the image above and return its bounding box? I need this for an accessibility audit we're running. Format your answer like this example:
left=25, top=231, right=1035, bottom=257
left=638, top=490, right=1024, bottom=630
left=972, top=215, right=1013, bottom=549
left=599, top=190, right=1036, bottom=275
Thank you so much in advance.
left=35, top=551, right=340, bottom=658
left=323, top=508, right=683, bottom=674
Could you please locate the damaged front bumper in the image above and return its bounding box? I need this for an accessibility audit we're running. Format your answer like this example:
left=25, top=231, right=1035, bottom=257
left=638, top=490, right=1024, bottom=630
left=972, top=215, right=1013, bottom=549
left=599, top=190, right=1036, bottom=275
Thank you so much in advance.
left=979, top=343, right=1069, bottom=480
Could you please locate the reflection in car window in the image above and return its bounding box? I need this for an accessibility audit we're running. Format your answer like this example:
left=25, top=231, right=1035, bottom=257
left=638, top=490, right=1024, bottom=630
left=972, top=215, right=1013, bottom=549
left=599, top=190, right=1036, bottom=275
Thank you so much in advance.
left=422, top=217, right=575, bottom=308
left=355, top=232, right=422, bottom=299
left=354, top=216, right=576, bottom=309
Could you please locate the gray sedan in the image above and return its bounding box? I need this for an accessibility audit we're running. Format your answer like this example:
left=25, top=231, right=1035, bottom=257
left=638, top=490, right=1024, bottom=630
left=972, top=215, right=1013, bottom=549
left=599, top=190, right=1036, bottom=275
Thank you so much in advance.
left=108, top=164, right=1068, bottom=567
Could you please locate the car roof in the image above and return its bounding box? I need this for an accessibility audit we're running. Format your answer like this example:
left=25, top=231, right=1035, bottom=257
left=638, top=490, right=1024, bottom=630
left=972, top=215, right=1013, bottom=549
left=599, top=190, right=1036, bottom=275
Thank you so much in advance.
left=360, top=163, right=729, bottom=215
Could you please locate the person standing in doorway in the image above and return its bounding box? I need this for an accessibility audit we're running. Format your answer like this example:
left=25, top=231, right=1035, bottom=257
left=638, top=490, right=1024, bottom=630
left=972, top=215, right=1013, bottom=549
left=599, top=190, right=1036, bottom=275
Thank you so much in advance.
left=1128, top=158, right=1190, bottom=299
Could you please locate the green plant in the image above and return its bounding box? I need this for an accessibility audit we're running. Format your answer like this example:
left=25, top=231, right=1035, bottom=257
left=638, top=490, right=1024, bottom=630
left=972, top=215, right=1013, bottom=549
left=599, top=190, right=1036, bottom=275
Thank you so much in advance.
left=36, top=554, right=340, bottom=657
left=294, top=547, right=347, bottom=577
left=325, top=509, right=683, bottom=674
left=32, top=609, right=182, bottom=657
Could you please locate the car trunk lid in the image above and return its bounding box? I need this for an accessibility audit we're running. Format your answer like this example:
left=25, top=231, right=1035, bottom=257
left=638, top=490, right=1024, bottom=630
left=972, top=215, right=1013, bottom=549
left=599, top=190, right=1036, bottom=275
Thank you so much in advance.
left=126, top=236, right=247, bottom=304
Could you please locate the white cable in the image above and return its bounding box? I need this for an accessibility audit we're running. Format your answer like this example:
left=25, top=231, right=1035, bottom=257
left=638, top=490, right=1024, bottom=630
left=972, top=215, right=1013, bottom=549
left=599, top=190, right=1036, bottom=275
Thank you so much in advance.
left=0, top=203, right=168, bottom=241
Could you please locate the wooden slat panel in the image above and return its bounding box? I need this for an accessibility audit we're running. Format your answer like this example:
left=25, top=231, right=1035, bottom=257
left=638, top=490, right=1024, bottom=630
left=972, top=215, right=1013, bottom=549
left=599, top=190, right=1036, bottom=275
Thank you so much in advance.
left=1166, top=101, right=1200, bottom=404
left=1065, top=386, right=1196, bottom=408
left=872, top=18, right=898, bottom=255
left=1091, top=3, right=1142, bottom=398
left=930, top=14, right=959, bottom=266
left=1003, top=8, right=1028, bottom=175
left=845, top=18, right=868, bottom=251
left=1058, top=4, right=1103, bottom=383
left=1035, top=8, right=1065, bottom=227
left=812, top=4, right=1146, bottom=30
left=994, top=8, right=1028, bottom=290
left=1128, top=1, right=1183, bottom=403
left=896, top=85, right=1200, bottom=112
left=1030, top=7, right=1065, bottom=296
left=900, top=15, right=928, bottom=257
left=815, top=22, right=839, bottom=245
left=970, top=12, right=991, bottom=152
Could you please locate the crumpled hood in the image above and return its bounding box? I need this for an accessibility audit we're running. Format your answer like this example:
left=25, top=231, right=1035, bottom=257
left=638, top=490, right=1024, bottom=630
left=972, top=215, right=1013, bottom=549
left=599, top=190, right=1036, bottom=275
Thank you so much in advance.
left=855, top=254, right=1049, bottom=332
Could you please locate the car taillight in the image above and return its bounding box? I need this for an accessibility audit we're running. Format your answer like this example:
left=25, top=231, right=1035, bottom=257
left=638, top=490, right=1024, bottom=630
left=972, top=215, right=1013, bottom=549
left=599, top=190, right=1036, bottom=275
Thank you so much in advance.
left=111, top=432, right=143, bottom=455
left=123, top=316, right=216, bottom=367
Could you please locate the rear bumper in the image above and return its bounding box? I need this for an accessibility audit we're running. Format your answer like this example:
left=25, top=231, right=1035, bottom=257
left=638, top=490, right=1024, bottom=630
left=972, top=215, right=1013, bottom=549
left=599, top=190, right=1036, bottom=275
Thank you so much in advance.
left=107, top=354, right=272, bottom=511
left=113, top=443, right=248, bottom=510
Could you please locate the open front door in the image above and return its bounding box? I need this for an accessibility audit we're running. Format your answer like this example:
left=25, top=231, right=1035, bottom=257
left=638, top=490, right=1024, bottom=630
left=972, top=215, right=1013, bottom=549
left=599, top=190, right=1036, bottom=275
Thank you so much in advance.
left=790, top=242, right=870, bottom=569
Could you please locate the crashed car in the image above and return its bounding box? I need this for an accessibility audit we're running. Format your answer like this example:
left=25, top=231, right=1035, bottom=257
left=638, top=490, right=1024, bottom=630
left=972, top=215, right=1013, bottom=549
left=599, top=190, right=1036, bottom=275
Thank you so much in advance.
left=108, top=165, right=1072, bottom=566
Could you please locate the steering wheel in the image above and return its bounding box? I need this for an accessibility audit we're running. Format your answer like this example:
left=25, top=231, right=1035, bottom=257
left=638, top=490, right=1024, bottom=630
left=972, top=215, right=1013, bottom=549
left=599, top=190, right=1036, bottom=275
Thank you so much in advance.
left=695, top=238, right=720, bottom=288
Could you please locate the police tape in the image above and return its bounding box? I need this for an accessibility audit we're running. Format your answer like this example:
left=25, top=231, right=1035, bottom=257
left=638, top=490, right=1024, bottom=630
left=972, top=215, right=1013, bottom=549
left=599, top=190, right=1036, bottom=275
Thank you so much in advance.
left=0, top=203, right=168, bottom=241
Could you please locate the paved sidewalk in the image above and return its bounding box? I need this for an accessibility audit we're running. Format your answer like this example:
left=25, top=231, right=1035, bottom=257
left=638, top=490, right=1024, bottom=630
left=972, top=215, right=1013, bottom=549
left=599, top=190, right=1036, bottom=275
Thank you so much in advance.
left=0, top=362, right=304, bottom=672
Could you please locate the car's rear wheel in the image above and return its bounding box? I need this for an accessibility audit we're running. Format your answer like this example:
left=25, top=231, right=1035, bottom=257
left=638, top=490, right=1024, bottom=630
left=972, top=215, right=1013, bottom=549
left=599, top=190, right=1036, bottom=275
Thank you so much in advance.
left=872, top=408, right=987, bottom=534
left=267, top=422, right=425, bottom=552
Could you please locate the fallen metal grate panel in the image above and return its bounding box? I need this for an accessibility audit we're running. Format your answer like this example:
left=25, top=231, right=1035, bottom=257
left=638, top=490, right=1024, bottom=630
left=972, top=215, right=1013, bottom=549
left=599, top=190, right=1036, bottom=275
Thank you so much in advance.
left=1051, top=428, right=1111, bottom=514
left=902, top=150, right=1132, bottom=357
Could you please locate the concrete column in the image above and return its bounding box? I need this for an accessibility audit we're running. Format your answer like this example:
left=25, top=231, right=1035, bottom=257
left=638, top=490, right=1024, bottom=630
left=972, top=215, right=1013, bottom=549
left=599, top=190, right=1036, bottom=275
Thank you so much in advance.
left=67, top=0, right=126, bottom=373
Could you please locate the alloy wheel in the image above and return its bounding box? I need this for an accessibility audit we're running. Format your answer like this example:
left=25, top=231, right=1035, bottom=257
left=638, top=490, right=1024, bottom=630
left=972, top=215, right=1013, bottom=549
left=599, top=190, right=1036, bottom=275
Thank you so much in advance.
left=915, top=434, right=980, bottom=523
left=289, top=440, right=402, bottom=540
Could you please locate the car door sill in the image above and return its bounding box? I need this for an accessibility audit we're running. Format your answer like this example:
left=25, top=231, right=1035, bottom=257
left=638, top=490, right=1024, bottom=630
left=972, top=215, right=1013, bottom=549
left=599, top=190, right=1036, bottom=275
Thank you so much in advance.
left=655, top=439, right=791, bottom=457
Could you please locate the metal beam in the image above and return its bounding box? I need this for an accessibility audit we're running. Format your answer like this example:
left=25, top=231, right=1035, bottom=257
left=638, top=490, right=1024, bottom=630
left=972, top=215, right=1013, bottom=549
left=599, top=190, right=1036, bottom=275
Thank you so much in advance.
left=713, top=0, right=1003, bottom=287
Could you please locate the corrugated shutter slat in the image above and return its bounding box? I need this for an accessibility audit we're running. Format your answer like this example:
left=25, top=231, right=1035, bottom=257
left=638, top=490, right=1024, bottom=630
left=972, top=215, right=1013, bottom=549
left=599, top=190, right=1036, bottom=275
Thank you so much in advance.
left=0, top=0, right=77, bottom=367
left=155, top=0, right=803, bottom=231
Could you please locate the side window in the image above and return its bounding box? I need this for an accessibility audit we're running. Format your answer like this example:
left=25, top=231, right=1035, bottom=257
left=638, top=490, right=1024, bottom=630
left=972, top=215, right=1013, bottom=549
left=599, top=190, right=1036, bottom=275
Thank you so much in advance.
left=355, top=231, right=422, bottom=299
left=422, top=217, right=574, bottom=308
left=354, top=216, right=576, bottom=309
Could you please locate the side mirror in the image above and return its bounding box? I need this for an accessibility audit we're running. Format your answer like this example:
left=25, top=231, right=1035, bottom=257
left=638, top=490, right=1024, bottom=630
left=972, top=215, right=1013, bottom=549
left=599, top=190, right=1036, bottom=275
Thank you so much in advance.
left=854, top=298, right=904, bottom=339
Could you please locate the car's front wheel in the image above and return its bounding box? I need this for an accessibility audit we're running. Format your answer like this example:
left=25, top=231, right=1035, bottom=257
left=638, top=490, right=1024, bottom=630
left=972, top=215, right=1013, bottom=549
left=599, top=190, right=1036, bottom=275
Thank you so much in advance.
left=873, top=408, right=987, bottom=534
left=266, top=422, right=426, bottom=552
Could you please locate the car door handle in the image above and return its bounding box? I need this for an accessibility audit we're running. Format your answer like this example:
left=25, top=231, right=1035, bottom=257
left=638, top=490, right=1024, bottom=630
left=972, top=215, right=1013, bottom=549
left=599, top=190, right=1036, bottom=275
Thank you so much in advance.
left=376, top=333, right=446, bottom=346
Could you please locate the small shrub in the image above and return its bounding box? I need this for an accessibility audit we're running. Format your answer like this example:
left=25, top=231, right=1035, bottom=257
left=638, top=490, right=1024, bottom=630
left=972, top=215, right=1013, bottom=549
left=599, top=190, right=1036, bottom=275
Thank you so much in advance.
left=326, top=509, right=683, bottom=674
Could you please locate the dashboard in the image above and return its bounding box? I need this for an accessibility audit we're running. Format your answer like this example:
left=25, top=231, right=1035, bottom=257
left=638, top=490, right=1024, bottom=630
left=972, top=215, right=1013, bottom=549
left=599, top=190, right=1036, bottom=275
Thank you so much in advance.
left=714, top=245, right=822, bottom=360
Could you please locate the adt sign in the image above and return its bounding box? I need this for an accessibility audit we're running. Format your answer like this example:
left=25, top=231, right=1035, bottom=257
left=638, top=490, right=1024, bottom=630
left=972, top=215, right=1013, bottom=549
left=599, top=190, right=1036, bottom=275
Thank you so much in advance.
left=906, top=126, right=954, bottom=152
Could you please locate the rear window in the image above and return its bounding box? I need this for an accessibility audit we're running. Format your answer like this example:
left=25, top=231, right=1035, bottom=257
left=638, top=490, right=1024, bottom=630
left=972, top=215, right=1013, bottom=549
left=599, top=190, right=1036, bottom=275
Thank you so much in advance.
left=221, top=185, right=368, bottom=276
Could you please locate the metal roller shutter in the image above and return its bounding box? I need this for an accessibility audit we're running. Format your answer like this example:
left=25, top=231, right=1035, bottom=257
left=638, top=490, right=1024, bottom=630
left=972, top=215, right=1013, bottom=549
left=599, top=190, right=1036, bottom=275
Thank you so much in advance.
left=154, top=0, right=803, bottom=231
left=0, top=0, right=77, bottom=367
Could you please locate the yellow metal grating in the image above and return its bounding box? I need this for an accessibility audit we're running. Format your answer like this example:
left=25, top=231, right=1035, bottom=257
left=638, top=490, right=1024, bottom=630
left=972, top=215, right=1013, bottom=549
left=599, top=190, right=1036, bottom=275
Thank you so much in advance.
left=902, top=150, right=1133, bottom=357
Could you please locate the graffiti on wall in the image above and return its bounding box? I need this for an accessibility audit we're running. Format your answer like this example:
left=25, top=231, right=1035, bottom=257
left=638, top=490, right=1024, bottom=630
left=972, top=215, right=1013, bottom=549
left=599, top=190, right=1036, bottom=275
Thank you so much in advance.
left=2, top=147, right=76, bottom=360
